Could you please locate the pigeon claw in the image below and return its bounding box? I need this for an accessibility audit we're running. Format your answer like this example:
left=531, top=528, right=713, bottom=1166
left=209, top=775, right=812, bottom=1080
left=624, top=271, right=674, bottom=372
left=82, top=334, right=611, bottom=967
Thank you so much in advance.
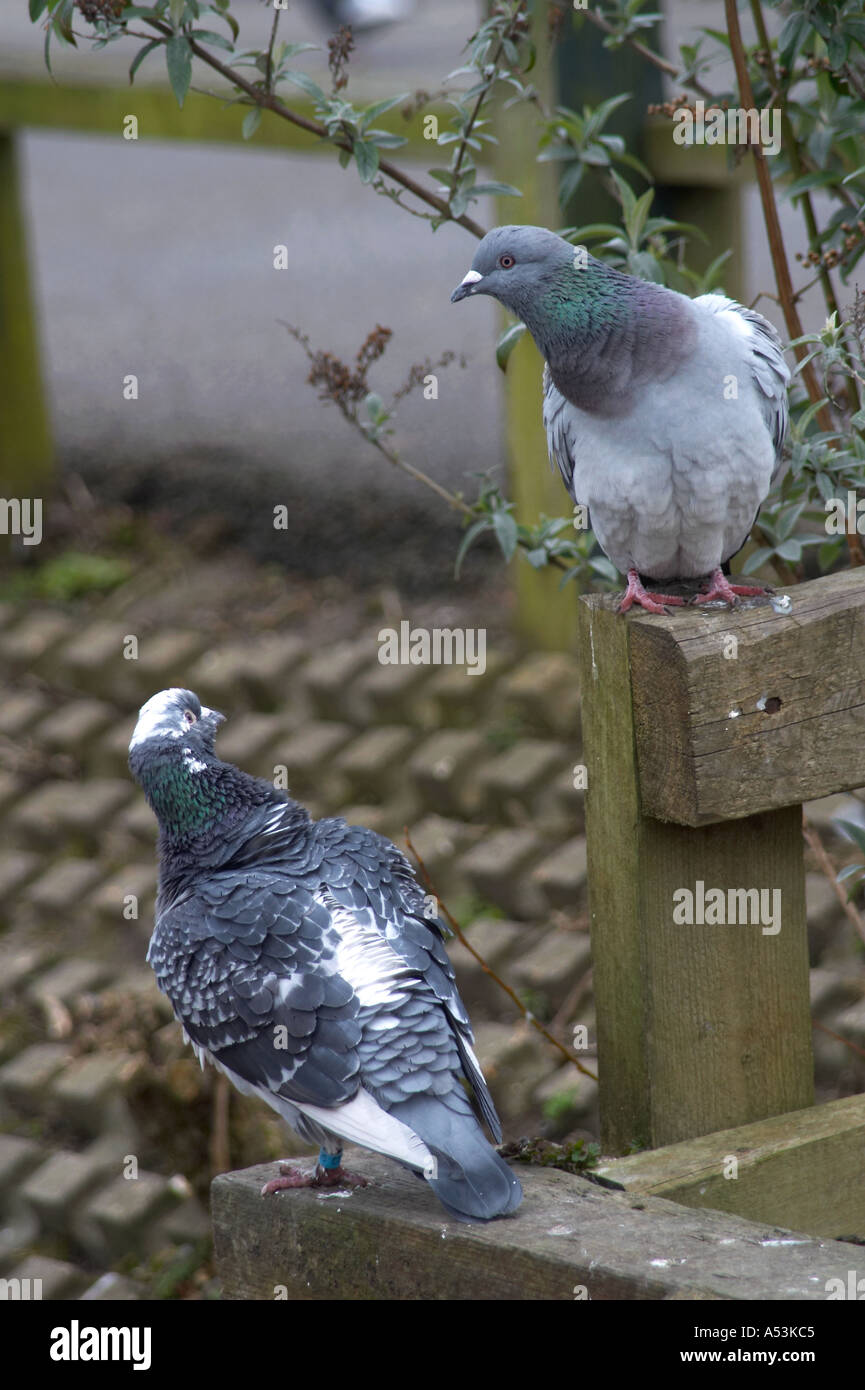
left=692, top=569, right=771, bottom=607
left=619, top=569, right=686, bottom=615
left=260, top=1162, right=370, bottom=1196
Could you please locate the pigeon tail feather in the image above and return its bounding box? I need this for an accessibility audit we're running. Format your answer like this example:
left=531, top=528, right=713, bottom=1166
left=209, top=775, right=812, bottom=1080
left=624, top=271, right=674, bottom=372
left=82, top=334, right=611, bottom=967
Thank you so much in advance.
left=391, top=1094, right=522, bottom=1222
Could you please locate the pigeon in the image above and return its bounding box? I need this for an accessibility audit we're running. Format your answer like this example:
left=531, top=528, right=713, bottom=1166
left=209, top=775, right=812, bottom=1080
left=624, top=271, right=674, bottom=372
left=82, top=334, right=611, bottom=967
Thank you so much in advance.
left=451, top=225, right=790, bottom=614
left=128, top=688, right=522, bottom=1222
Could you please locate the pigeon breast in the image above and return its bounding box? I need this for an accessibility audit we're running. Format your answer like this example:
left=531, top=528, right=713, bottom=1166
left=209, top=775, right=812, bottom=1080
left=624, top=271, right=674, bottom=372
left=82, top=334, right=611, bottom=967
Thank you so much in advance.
left=544, top=292, right=788, bottom=581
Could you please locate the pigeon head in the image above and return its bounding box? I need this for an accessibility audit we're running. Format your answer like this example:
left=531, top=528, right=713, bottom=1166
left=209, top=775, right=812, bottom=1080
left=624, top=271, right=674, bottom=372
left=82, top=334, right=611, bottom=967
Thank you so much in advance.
left=450, top=225, right=577, bottom=318
left=129, top=688, right=286, bottom=850
left=129, top=688, right=225, bottom=758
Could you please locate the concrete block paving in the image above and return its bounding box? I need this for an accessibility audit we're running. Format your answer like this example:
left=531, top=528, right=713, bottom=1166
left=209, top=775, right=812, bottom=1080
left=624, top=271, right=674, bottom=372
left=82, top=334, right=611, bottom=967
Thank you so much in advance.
left=0, top=589, right=854, bottom=1299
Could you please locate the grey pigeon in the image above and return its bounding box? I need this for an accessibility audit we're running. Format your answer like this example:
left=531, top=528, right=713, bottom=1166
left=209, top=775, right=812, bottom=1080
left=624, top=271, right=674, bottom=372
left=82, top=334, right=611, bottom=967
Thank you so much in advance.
left=452, top=225, right=789, bottom=613
left=128, top=688, right=522, bottom=1222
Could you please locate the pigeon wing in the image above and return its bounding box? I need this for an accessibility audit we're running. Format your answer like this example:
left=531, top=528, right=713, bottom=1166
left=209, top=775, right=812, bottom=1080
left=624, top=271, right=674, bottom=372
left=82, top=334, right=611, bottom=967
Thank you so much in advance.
left=314, top=818, right=503, bottom=1142
left=696, top=294, right=790, bottom=487
left=148, top=871, right=362, bottom=1108
left=542, top=363, right=577, bottom=494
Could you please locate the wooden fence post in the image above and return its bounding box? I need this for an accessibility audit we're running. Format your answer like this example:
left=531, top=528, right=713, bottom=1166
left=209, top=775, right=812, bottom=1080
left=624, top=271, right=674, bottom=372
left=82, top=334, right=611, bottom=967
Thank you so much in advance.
left=576, top=570, right=865, bottom=1155
left=494, top=1, right=577, bottom=653
left=0, top=131, right=53, bottom=506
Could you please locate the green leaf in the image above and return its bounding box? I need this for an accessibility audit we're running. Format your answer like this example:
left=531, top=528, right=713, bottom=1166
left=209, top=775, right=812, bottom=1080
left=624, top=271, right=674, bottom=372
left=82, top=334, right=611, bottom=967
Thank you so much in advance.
left=455, top=518, right=492, bottom=578
left=590, top=556, right=620, bottom=583
left=778, top=11, right=811, bottom=66
left=363, top=130, right=408, bottom=149
left=495, top=321, right=526, bottom=372
left=188, top=29, right=234, bottom=52
left=285, top=70, right=326, bottom=103
left=492, top=509, right=518, bottom=562
left=625, top=187, right=654, bottom=246
left=818, top=537, right=844, bottom=571
left=29, top=0, right=48, bottom=18
left=242, top=107, right=262, bottom=140
left=129, top=38, right=162, bottom=84
left=775, top=538, right=802, bottom=563
left=558, top=161, right=585, bottom=208
left=170, top=0, right=185, bottom=26
left=835, top=819, right=865, bottom=856
left=165, top=35, right=192, bottom=107
left=785, top=170, right=840, bottom=199
left=559, top=222, right=622, bottom=241
left=449, top=186, right=471, bottom=218
left=360, top=94, right=409, bottom=126
left=827, top=32, right=849, bottom=69
left=471, top=181, right=522, bottom=197
left=742, top=546, right=776, bottom=575
left=524, top=548, right=549, bottom=569
left=354, top=140, right=379, bottom=184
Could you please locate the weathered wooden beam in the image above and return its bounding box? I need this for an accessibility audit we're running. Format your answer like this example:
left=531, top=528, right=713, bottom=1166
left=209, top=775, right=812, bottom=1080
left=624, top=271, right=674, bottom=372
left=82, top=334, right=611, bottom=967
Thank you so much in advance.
left=495, top=1, right=577, bottom=653
left=0, top=79, right=443, bottom=157
left=0, top=131, right=53, bottom=506
left=211, top=1150, right=862, bottom=1300
left=625, top=570, right=865, bottom=826
left=597, top=1093, right=865, bottom=1239
left=576, top=589, right=815, bottom=1153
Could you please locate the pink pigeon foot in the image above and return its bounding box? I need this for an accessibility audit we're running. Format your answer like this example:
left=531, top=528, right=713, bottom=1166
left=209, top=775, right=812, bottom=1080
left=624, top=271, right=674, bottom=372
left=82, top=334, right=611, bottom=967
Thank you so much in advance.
left=618, top=568, right=686, bottom=615
left=692, top=568, right=772, bottom=607
left=261, top=1161, right=369, bottom=1196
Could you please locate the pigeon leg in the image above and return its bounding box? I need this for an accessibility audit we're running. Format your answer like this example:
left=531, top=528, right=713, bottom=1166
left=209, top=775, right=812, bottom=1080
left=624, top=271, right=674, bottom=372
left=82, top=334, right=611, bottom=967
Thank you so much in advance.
left=618, top=569, right=686, bottom=615
left=260, top=1148, right=369, bottom=1196
left=693, top=568, right=772, bottom=607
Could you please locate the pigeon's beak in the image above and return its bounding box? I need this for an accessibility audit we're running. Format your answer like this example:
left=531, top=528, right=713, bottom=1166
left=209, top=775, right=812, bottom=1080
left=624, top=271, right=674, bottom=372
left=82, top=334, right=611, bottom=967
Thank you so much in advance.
left=201, top=706, right=225, bottom=733
left=451, top=270, right=483, bottom=303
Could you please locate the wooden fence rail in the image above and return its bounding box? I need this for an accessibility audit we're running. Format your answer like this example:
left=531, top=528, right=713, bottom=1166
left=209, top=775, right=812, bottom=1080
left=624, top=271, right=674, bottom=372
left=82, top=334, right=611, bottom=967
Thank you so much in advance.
left=577, top=570, right=865, bottom=1233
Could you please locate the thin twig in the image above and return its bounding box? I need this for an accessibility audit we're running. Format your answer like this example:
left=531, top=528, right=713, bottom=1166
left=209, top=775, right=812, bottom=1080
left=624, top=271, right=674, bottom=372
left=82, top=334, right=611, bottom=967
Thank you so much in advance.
left=582, top=6, right=715, bottom=99
left=748, top=0, right=857, bottom=413
left=724, top=0, right=864, bottom=567
left=264, top=3, right=280, bottom=97
left=802, top=813, right=865, bottom=950
left=405, top=830, right=598, bottom=1082
left=143, top=17, right=487, bottom=239
left=280, top=319, right=573, bottom=571
left=450, top=2, right=520, bottom=188
left=550, top=963, right=592, bottom=1043
left=812, top=1019, right=865, bottom=1063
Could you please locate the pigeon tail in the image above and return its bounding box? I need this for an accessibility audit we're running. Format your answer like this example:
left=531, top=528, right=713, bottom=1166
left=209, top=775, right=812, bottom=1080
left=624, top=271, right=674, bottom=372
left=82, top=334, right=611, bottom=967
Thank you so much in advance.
left=392, top=1095, right=522, bottom=1222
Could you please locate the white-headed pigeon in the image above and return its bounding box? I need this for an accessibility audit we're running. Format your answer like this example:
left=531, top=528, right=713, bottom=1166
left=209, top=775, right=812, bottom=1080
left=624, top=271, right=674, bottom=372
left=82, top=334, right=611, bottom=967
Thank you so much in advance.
left=452, top=225, right=790, bottom=614
left=129, top=689, right=522, bottom=1222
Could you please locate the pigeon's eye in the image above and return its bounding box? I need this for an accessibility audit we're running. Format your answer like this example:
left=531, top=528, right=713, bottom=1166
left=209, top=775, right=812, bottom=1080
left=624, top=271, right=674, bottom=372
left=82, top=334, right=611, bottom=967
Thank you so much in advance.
left=498, top=254, right=515, bottom=269
left=183, top=709, right=197, bottom=727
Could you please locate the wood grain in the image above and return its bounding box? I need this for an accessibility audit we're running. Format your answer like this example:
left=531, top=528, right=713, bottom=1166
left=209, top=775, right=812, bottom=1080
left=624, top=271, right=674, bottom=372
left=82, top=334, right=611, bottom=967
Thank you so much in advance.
left=211, top=1150, right=861, bottom=1300
left=577, top=593, right=814, bottom=1154
left=603, top=569, right=865, bottom=826
left=598, top=1093, right=865, bottom=1239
